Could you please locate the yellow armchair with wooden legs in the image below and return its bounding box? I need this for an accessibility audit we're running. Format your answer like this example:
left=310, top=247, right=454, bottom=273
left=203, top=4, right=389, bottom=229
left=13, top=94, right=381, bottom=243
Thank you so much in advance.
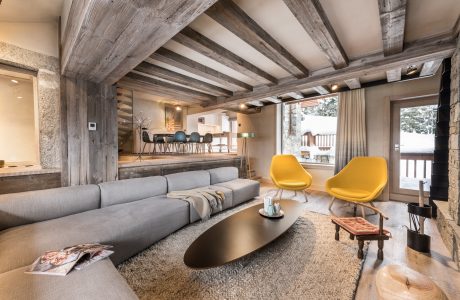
left=326, top=157, right=388, bottom=217
left=270, top=154, right=313, bottom=202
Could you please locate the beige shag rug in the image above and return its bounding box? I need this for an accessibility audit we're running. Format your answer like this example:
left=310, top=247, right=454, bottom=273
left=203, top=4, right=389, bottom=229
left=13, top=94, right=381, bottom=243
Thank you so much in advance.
left=118, top=201, right=367, bottom=300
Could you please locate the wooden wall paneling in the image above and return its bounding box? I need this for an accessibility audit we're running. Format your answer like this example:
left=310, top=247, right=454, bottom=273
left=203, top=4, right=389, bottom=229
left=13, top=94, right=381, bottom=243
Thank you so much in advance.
left=0, top=173, right=61, bottom=195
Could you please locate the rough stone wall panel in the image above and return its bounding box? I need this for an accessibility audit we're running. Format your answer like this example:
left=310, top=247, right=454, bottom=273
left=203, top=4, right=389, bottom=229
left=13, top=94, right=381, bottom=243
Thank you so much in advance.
left=449, top=37, right=460, bottom=225
left=0, top=42, right=60, bottom=169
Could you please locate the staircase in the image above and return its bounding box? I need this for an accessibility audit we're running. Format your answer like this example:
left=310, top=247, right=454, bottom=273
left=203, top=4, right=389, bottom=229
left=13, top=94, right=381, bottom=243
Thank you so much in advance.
left=116, top=87, right=134, bottom=154
left=430, top=58, right=450, bottom=217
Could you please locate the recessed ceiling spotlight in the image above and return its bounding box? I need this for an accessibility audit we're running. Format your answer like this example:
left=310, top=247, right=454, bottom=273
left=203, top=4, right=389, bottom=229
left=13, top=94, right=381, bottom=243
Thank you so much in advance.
left=11, top=79, right=19, bottom=84
left=17, top=96, right=23, bottom=99
left=239, top=103, right=247, bottom=109
left=331, top=84, right=339, bottom=91
left=175, top=106, right=182, bottom=111
left=406, top=65, right=418, bottom=75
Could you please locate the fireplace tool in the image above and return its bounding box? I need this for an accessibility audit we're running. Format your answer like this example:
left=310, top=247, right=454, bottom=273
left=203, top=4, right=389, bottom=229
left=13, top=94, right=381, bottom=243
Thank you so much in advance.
left=407, top=180, right=432, bottom=253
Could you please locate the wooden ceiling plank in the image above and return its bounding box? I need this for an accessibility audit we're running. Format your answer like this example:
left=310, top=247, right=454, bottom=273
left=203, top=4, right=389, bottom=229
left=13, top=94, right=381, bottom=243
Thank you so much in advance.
left=262, top=97, right=282, bottom=103
left=134, top=62, right=232, bottom=96
left=206, top=0, right=308, bottom=78
left=312, top=86, right=330, bottom=95
left=420, top=59, right=443, bottom=77
left=121, top=72, right=216, bottom=105
left=378, top=0, right=407, bottom=56
left=247, top=100, right=264, bottom=107
left=202, top=36, right=455, bottom=108
left=173, top=27, right=277, bottom=84
left=282, top=0, right=348, bottom=69
left=344, top=78, right=361, bottom=89
left=152, top=48, right=252, bottom=91
left=386, top=68, right=402, bottom=82
left=286, top=92, right=304, bottom=99
left=61, top=0, right=218, bottom=83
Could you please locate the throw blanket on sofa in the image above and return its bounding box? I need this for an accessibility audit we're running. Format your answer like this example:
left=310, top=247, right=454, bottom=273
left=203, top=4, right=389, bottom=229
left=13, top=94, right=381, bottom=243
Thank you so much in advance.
left=167, top=188, right=225, bottom=221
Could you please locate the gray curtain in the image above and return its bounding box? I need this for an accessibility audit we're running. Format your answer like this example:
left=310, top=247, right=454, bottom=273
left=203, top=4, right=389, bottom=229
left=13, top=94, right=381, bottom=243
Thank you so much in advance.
left=334, top=89, right=367, bottom=174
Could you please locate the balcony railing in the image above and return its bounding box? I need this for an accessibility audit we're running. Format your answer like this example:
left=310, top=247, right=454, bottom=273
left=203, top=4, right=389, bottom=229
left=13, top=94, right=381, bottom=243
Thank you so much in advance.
left=400, top=152, right=434, bottom=179
left=301, top=133, right=336, bottom=150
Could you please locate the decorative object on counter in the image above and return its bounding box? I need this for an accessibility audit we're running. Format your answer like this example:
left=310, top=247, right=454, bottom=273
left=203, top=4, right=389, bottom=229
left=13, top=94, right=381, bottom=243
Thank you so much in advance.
left=0, top=160, right=4, bottom=168
left=237, top=132, right=256, bottom=179
left=407, top=180, right=432, bottom=253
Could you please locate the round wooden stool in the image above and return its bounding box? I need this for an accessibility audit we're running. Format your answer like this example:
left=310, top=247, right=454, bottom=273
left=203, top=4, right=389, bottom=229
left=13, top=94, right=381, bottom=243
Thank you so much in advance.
left=376, top=265, right=446, bottom=300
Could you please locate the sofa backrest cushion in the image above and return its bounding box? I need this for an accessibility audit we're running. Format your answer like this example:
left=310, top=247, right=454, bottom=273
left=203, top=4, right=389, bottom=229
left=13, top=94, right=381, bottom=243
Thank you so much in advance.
left=208, top=167, right=239, bottom=184
left=165, top=170, right=210, bottom=192
left=0, top=185, right=100, bottom=231
left=98, top=176, right=167, bottom=207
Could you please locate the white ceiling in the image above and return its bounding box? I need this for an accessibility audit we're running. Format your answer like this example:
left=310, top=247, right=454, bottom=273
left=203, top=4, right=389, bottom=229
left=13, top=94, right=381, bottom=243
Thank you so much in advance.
left=0, top=0, right=64, bottom=22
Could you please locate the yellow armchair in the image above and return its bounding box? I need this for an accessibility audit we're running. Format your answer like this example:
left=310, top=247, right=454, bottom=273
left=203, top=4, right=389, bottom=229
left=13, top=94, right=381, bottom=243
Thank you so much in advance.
left=326, top=157, right=388, bottom=216
left=270, top=154, right=312, bottom=202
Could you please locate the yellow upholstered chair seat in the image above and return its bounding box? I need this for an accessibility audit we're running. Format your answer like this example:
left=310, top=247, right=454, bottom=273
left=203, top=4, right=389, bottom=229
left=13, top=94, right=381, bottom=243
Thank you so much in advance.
left=326, top=157, right=388, bottom=216
left=329, top=188, right=371, bottom=201
left=270, top=154, right=312, bottom=201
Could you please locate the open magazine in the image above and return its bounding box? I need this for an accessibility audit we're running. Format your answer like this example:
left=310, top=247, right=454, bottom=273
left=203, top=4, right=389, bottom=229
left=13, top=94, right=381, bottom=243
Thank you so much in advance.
left=25, top=243, right=113, bottom=276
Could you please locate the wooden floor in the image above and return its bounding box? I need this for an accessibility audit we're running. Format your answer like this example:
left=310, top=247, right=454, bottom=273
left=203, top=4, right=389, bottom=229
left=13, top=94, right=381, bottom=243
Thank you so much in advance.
left=260, top=184, right=460, bottom=299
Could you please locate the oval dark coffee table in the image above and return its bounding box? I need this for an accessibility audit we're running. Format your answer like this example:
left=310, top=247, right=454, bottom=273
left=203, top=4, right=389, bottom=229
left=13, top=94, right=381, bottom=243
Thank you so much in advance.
left=184, top=199, right=303, bottom=269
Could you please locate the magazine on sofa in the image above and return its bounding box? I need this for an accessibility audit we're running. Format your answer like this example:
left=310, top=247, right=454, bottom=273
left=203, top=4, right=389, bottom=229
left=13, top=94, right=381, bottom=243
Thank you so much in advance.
left=25, top=243, right=113, bottom=276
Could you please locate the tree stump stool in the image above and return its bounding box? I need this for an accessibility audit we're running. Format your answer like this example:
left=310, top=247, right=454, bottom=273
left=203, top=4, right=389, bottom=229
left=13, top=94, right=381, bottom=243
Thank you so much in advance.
left=376, top=265, right=446, bottom=299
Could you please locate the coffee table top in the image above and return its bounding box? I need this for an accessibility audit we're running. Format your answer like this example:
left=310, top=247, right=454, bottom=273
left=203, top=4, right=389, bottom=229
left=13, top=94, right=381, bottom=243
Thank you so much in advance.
left=183, top=199, right=303, bottom=269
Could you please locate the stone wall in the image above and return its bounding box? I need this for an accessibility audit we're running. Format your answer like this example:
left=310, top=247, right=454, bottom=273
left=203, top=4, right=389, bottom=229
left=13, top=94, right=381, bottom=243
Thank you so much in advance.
left=0, top=42, right=60, bottom=169
left=449, top=37, right=460, bottom=225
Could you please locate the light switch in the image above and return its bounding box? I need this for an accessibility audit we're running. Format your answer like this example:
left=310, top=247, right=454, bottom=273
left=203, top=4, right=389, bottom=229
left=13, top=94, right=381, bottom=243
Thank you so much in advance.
left=88, top=122, right=97, bottom=131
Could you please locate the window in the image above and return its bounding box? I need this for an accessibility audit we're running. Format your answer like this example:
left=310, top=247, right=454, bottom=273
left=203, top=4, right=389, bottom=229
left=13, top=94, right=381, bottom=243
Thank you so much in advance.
left=0, top=68, right=38, bottom=166
left=281, top=96, right=338, bottom=165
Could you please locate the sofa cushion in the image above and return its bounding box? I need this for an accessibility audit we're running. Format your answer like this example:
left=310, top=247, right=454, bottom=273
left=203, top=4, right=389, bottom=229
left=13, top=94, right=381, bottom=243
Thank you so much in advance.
left=214, top=179, right=260, bottom=206
left=0, top=259, right=137, bottom=300
left=0, top=185, right=100, bottom=231
left=165, top=170, right=210, bottom=192
left=208, top=167, right=239, bottom=184
left=0, top=197, right=188, bottom=273
left=99, top=176, right=167, bottom=207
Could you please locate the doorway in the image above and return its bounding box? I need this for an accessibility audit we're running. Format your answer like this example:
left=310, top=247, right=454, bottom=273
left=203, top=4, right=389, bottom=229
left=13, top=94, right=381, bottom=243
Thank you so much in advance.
left=390, top=97, right=437, bottom=202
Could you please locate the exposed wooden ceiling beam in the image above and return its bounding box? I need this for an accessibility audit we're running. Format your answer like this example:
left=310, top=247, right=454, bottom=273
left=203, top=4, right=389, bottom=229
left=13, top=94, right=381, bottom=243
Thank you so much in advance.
left=151, top=48, right=252, bottom=91
left=61, top=0, right=218, bottom=83
left=119, top=72, right=216, bottom=105
left=206, top=0, right=308, bottom=78
left=420, top=59, right=443, bottom=77
left=378, top=0, right=407, bottom=56
left=203, top=36, right=455, bottom=108
left=344, top=78, right=361, bottom=90
left=282, top=0, right=348, bottom=69
left=134, top=62, right=232, bottom=97
left=386, top=68, right=402, bottom=82
left=173, top=27, right=277, bottom=84
left=285, top=92, right=304, bottom=99
left=262, top=97, right=282, bottom=103
left=312, top=86, right=330, bottom=95
left=247, top=100, right=264, bottom=107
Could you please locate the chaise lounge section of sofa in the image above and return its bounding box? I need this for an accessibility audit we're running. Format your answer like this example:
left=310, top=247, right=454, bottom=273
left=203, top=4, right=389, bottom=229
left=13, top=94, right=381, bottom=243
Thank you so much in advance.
left=0, top=167, right=259, bottom=300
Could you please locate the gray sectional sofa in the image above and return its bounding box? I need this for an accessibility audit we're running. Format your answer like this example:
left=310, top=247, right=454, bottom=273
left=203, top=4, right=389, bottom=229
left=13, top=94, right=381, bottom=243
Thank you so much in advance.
left=0, top=167, right=259, bottom=299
